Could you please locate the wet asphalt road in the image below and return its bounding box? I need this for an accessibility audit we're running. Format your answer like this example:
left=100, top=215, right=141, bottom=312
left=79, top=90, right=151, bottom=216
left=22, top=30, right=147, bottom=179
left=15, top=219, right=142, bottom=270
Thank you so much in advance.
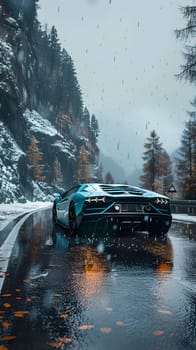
left=0, top=209, right=195, bottom=350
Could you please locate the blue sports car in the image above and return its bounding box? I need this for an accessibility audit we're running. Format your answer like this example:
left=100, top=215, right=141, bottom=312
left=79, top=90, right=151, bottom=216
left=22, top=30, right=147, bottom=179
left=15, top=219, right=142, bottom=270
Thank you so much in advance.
left=52, top=183, right=172, bottom=235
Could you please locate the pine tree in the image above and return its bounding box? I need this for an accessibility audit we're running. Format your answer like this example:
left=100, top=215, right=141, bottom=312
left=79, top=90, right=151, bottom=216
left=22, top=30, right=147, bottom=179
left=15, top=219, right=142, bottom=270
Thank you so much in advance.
left=175, top=6, right=196, bottom=198
left=48, top=26, right=61, bottom=73
left=176, top=113, right=196, bottom=199
left=140, top=130, right=163, bottom=191
left=104, top=172, right=114, bottom=184
left=161, top=150, right=173, bottom=194
left=82, top=107, right=91, bottom=136
left=140, top=130, right=173, bottom=193
left=27, top=136, right=46, bottom=181
left=176, top=6, right=196, bottom=82
left=90, top=114, right=100, bottom=142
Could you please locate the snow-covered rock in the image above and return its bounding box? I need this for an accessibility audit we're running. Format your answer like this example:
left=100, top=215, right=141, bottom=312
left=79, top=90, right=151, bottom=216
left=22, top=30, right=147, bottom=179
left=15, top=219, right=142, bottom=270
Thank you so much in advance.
left=0, top=121, right=25, bottom=203
left=24, top=109, right=58, bottom=137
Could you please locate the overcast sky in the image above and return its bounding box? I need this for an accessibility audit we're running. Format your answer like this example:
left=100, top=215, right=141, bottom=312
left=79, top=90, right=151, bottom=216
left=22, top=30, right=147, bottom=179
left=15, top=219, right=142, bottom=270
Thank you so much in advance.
left=38, top=0, right=195, bottom=175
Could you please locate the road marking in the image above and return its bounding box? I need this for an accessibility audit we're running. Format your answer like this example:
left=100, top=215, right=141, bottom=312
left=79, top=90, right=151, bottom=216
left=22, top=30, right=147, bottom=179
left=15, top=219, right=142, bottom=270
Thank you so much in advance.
left=0, top=212, right=32, bottom=293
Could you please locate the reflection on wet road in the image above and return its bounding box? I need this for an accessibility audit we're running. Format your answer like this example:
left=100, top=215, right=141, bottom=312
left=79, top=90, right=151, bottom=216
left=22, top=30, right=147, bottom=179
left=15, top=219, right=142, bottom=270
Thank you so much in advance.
left=0, top=210, right=195, bottom=349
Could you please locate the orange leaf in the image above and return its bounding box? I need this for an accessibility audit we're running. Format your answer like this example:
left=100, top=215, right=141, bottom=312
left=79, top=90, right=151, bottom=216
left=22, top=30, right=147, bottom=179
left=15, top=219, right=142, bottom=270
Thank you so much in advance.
left=58, top=338, right=72, bottom=344
left=26, top=298, right=32, bottom=303
left=0, top=336, right=16, bottom=341
left=100, top=327, right=112, bottom=334
left=59, top=313, right=68, bottom=319
left=153, top=330, right=164, bottom=336
left=14, top=311, right=29, bottom=318
left=2, top=294, right=11, bottom=298
left=48, top=342, right=60, bottom=348
left=0, top=346, right=8, bottom=350
left=3, top=303, right=11, bottom=309
left=15, top=289, right=21, bottom=292
left=48, top=338, right=72, bottom=348
left=77, top=325, right=95, bottom=330
left=2, top=321, right=9, bottom=328
left=16, top=297, right=22, bottom=300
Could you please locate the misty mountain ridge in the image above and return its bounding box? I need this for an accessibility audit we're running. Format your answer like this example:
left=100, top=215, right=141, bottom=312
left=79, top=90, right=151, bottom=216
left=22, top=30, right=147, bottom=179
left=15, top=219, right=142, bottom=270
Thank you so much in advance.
left=99, top=151, right=142, bottom=185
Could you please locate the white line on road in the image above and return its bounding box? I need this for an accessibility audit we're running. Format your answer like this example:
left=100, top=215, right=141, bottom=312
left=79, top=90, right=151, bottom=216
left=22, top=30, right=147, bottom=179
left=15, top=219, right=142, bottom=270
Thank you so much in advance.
left=0, top=212, right=34, bottom=293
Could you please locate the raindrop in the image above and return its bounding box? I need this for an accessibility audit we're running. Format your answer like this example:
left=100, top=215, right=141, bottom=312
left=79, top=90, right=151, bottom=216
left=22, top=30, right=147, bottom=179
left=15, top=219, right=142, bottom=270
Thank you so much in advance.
left=97, top=242, right=105, bottom=254
left=17, top=49, right=25, bottom=63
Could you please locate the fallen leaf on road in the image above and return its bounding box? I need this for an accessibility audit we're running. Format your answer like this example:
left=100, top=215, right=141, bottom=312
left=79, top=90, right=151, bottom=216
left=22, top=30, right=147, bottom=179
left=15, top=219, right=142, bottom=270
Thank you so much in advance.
left=158, top=309, right=172, bottom=315
left=59, top=313, right=68, bottom=319
left=2, top=321, right=9, bottom=328
left=14, top=311, right=29, bottom=318
left=26, top=298, right=32, bottom=303
left=0, top=336, right=16, bottom=341
left=77, top=325, right=95, bottom=330
left=3, top=303, right=11, bottom=309
left=58, top=338, right=72, bottom=343
left=153, top=330, right=164, bottom=336
left=48, top=338, right=72, bottom=348
left=47, top=342, right=60, bottom=348
left=100, top=327, right=112, bottom=334
left=116, top=321, right=125, bottom=326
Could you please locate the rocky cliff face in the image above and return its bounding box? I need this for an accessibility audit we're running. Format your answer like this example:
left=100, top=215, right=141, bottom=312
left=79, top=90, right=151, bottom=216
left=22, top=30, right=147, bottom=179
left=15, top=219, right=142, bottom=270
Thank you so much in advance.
left=0, top=8, right=99, bottom=203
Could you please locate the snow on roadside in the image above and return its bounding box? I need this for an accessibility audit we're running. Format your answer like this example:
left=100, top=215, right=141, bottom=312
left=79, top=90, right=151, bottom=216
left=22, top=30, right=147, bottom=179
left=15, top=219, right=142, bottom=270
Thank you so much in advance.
left=0, top=201, right=52, bottom=231
left=172, top=214, right=196, bottom=224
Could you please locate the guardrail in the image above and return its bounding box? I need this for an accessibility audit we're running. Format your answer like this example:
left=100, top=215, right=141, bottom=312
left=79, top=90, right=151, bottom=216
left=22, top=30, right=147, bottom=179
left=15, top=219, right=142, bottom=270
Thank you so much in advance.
left=171, top=200, right=196, bottom=215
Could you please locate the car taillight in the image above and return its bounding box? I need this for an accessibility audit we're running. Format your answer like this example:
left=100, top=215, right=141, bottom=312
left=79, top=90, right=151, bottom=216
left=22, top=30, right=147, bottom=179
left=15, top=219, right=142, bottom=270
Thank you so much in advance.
left=154, top=198, right=169, bottom=205
left=85, top=197, right=106, bottom=203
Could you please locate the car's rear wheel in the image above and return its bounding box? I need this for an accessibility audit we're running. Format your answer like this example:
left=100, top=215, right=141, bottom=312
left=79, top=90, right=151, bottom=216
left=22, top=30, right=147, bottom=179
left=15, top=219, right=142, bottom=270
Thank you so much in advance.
left=69, top=202, right=78, bottom=234
left=52, top=204, right=57, bottom=224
